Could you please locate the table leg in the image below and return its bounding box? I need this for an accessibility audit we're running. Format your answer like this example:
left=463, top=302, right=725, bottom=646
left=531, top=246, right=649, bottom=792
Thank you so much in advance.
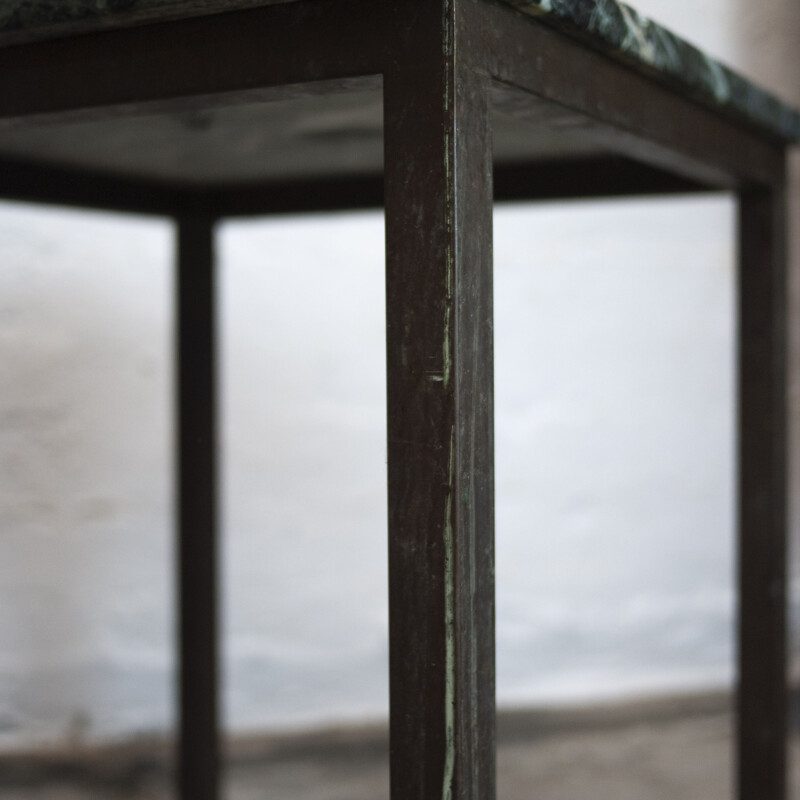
left=383, top=16, right=496, bottom=799
left=176, top=214, right=219, bottom=800
left=738, top=185, right=789, bottom=800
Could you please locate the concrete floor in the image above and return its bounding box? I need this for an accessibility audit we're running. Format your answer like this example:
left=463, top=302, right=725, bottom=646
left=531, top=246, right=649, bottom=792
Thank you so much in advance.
left=1, top=693, right=798, bottom=800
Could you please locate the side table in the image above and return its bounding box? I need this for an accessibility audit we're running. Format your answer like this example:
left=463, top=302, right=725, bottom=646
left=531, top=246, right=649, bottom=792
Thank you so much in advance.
left=0, top=1, right=797, bottom=798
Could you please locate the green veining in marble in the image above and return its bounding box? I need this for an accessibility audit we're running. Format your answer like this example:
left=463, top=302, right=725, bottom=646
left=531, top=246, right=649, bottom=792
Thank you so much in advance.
left=0, top=0, right=798, bottom=142
left=505, top=0, right=800, bottom=142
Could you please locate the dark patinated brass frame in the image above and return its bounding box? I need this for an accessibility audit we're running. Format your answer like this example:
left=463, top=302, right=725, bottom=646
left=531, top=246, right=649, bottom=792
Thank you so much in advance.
left=0, top=1, right=789, bottom=798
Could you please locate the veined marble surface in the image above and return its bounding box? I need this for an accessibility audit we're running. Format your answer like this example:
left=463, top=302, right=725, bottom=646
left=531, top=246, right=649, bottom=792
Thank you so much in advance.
left=0, top=1, right=797, bottom=138
left=505, top=0, right=800, bottom=142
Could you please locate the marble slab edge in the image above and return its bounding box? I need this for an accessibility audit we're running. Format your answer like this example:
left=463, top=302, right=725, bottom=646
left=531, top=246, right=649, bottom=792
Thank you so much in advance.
left=503, top=0, right=800, bottom=144
left=0, top=0, right=798, bottom=143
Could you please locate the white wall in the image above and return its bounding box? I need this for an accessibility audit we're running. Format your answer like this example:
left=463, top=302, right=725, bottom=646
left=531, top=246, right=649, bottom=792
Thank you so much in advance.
left=0, top=208, right=174, bottom=746
left=0, top=194, right=738, bottom=748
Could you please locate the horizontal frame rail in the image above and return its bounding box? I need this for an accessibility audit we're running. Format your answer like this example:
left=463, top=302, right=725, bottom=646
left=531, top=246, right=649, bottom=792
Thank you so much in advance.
left=468, top=0, right=785, bottom=189
left=0, top=158, right=185, bottom=216
left=203, top=158, right=710, bottom=217
left=0, top=157, right=710, bottom=217
left=0, top=0, right=384, bottom=127
left=0, top=0, right=786, bottom=192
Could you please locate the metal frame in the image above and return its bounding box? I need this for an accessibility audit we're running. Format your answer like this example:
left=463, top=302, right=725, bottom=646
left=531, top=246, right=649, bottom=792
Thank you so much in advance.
left=0, top=0, right=789, bottom=798
left=176, top=214, right=219, bottom=800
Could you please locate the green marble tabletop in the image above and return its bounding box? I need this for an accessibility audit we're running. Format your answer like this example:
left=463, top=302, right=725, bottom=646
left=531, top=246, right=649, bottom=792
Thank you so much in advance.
left=1, top=0, right=799, bottom=143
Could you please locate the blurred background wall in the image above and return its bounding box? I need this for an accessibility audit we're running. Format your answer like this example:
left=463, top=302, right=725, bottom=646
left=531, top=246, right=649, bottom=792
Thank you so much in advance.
left=0, top=0, right=797, bottom=755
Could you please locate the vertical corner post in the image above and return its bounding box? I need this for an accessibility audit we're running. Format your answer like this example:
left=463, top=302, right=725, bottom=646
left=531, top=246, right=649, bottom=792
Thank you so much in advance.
left=383, top=1, right=496, bottom=798
left=737, top=181, right=789, bottom=800
left=176, top=214, right=220, bottom=800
